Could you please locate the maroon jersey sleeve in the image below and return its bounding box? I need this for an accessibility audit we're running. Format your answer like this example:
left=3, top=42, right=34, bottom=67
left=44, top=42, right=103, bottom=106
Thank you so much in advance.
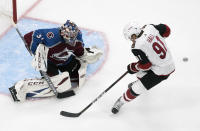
left=24, top=31, right=34, bottom=52
left=73, top=41, right=84, bottom=57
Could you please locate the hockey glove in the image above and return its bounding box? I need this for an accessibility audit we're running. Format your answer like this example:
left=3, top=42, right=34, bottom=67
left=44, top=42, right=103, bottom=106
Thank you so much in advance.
left=31, top=44, right=49, bottom=72
left=79, top=46, right=103, bottom=64
left=127, top=62, right=139, bottom=74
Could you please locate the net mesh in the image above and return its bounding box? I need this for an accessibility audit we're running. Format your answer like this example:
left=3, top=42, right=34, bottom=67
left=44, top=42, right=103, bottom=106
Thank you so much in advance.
left=0, top=0, right=17, bottom=35
left=0, top=0, right=13, bottom=17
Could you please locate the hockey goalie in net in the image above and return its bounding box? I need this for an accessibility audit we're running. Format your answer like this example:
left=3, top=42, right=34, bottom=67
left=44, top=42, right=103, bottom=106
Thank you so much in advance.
left=9, top=20, right=103, bottom=102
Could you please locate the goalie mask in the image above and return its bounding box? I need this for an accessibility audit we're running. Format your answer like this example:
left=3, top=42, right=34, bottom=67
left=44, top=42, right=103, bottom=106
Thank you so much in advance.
left=60, top=20, right=79, bottom=45
left=123, top=22, right=142, bottom=40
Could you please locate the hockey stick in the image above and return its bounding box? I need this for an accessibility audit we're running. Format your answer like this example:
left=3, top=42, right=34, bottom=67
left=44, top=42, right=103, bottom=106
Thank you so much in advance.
left=60, top=71, right=128, bottom=117
left=10, top=20, right=75, bottom=98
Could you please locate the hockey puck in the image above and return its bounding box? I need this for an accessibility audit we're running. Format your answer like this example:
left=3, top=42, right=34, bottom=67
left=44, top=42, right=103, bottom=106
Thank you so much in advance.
left=182, top=57, right=188, bottom=62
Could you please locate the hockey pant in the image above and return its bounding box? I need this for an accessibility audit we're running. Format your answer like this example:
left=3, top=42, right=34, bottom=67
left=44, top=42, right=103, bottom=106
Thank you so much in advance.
left=126, top=70, right=170, bottom=98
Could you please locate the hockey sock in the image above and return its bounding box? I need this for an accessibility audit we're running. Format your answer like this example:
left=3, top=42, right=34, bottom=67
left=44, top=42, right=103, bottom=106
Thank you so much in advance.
left=123, top=88, right=139, bottom=102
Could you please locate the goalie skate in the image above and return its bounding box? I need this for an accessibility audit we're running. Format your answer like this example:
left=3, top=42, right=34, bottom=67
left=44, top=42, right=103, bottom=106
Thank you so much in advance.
left=9, top=86, right=20, bottom=102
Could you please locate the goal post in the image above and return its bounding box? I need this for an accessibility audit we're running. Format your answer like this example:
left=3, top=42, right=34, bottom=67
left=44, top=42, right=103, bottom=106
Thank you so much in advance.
left=12, top=0, right=17, bottom=24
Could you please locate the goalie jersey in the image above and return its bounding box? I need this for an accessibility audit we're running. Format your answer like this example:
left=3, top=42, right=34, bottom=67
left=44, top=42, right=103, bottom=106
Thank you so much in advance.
left=24, top=28, right=85, bottom=66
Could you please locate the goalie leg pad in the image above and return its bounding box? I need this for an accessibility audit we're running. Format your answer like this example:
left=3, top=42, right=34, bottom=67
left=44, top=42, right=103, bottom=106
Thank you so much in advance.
left=12, top=72, right=72, bottom=101
left=78, top=60, right=88, bottom=88
left=12, top=80, right=27, bottom=102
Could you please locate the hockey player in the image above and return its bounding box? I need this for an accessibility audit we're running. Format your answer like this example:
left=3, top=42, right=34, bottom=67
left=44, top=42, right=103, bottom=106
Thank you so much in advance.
left=111, top=22, right=175, bottom=114
left=9, top=20, right=103, bottom=102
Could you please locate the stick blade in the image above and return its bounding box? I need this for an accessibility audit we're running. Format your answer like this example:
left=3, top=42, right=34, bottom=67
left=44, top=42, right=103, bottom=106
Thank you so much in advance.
left=60, top=111, right=81, bottom=117
left=57, top=90, right=75, bottom=99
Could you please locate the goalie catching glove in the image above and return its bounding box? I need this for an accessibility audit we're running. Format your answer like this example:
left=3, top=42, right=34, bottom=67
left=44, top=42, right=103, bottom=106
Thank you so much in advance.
left=79, top=46, right=103, bottom=64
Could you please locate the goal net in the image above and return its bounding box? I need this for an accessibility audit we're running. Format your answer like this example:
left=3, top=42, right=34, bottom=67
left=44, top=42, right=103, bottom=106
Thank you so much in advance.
left=0, top=0, right=17, bottom=35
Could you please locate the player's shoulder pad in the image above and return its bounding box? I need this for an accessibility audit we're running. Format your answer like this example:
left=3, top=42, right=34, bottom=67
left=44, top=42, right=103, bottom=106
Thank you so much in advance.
left=144, top=24, right=159, bottom=35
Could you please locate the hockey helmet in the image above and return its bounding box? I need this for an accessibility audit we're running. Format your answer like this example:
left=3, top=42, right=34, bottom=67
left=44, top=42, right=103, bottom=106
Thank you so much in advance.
left=123, top=21, right=142, bottom=40
left=60, top=20, right=79, bottom=44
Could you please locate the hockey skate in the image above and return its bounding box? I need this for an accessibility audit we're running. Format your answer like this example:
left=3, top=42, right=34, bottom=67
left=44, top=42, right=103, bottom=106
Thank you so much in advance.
left=111, top=96, right=125, bottom=114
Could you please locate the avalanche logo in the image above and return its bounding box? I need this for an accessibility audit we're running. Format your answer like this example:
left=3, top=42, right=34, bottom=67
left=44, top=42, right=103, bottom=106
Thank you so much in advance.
left=46, top=32, right=54, bottom=39
left=0, top=18, right=108, bottom=95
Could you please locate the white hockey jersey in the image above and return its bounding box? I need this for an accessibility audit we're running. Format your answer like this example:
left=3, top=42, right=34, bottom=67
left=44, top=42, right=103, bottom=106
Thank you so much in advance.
left=134, top=25, right=175, bottom=76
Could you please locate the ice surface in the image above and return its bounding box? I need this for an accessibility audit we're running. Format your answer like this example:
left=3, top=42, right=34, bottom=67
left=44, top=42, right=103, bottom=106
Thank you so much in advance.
left=0, top=0, right=200, bottom=131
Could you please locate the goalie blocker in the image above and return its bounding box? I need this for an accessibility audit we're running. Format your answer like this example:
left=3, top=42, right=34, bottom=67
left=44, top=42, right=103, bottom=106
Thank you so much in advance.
left=9, top=46, right=103, bottom=102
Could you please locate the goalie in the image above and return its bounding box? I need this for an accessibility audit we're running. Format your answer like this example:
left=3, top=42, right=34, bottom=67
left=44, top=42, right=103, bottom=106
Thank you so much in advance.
left=9, top=20, right=103, bottom=102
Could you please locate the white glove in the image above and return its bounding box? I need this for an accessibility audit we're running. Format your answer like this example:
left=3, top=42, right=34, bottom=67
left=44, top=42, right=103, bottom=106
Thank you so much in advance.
left=80, top=46, right=103, bottom=64
left=31, top=44, right=49, bottom=72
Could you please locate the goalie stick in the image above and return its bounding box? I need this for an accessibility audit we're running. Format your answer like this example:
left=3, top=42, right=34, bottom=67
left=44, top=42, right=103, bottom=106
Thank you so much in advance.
left=10, top=20, right=75, bottom=98
left=60, top=71, right=128, bottom=117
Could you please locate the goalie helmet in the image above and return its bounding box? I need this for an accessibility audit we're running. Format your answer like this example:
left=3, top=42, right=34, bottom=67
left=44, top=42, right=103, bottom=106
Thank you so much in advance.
left=123, top=22, right=142, bottom=40
left=60, top=20, right=79, bottom=45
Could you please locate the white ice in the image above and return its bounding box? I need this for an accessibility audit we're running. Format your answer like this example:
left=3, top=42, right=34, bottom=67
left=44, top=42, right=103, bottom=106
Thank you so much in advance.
left=0, top=0, right=200, bottom=131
